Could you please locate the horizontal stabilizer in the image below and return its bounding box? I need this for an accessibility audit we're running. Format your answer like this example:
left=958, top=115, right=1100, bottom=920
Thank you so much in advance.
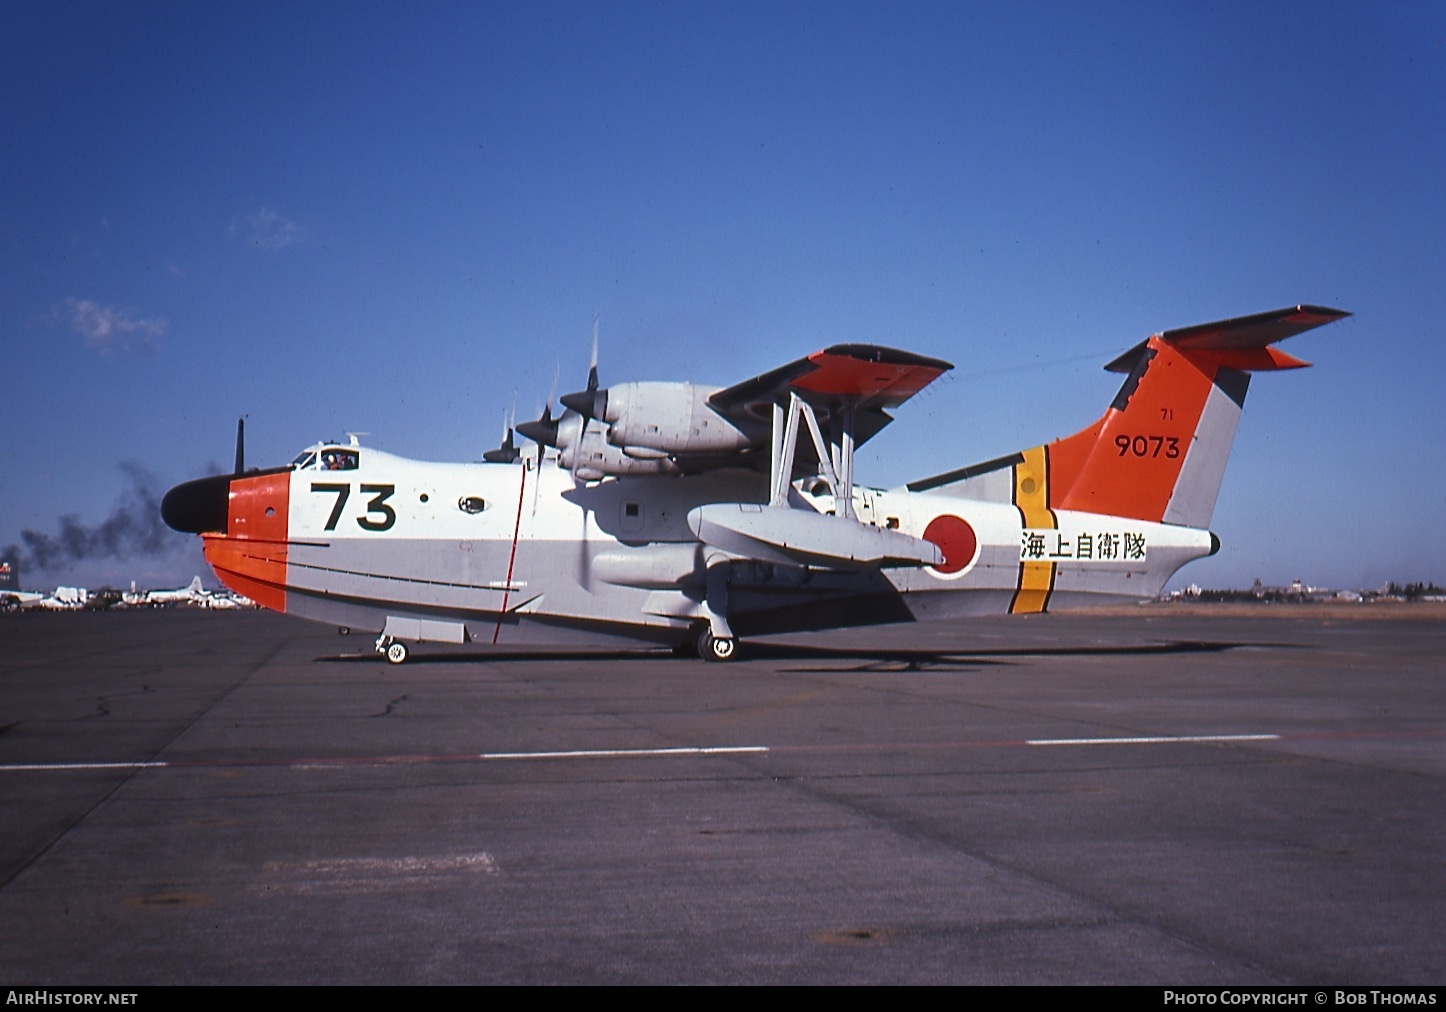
left=1105, top=305, right=1349, bottom=373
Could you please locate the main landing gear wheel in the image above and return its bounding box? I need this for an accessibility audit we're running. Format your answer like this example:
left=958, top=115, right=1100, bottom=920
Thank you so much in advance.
left=697, top=627, right=738, bottom=663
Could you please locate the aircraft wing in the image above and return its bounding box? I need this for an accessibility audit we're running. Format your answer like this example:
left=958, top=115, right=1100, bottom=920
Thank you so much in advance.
left=708, top=344, right=953, bottom=446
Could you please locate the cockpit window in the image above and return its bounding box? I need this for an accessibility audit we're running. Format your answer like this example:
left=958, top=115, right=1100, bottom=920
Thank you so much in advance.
left=321, top=449, right=359, bottom=471
left=291, top=446, right=360, bottom=471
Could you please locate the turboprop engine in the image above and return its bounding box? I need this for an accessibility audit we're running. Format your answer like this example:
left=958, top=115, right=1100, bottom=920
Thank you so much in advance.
left=545, top=381, right=766, bottom=479
left=553, top=412, right=684, bottom=481
left=588, top=382, right=759, bottom=455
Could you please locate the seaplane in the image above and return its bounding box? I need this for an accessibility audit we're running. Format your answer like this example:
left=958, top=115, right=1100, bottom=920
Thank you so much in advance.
left=161, top=305, right=1348, bottom=663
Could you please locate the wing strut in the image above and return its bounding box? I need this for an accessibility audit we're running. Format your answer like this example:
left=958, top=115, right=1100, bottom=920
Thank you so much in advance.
left=768, top=392, right=855, bottom=518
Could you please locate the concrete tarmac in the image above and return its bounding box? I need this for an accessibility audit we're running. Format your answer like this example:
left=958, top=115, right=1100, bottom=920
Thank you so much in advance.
left=1, top=606, right=1442, bottom=984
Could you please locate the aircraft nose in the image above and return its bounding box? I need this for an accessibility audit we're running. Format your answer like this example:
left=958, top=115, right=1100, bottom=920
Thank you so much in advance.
left=161, top=474, right=233, bottom=534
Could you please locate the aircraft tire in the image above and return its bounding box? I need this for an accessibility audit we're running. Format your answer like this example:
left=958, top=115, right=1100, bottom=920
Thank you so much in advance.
left=385, top=641, right=409, bottom=665
left=698, top=629, right=738, bottom=663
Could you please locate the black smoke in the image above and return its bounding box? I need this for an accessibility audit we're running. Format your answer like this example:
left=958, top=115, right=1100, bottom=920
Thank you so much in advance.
left=2, top=462, right=189, bottom=574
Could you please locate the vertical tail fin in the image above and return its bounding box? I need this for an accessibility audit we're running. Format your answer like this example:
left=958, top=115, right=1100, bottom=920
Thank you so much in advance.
left=1042, top=305, right=1348, bottom=527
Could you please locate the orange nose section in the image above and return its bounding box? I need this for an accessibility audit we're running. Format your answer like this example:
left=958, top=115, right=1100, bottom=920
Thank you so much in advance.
left=202, top=471, right=290, bottom=612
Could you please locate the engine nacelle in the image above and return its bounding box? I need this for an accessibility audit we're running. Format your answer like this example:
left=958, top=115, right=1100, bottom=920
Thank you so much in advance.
left=602, top=382, right=759, bottom=455
left=555, top=414, right=682, bottom=480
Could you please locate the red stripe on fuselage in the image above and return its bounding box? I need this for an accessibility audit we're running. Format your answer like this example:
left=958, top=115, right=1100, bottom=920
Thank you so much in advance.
left=492, top=462, right=528, bottom=644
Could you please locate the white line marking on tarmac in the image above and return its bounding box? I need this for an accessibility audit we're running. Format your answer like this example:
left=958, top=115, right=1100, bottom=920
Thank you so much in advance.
left=0, top=761, right=171, bottom=772
left=478, top=746, right=770, bottom=760
left=260, top=853, right=498, bottom=895
left=0, top=747, right=769, bottom=773
left=267, top=854, right=498, bottom=875
left=1027, top=733, right=1280, bottom=746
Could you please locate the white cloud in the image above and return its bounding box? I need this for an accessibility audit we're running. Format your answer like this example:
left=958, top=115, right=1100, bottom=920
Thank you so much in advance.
left=229, top=207, right=302, bottom=251
left=58, top=297, right=167, bottom=355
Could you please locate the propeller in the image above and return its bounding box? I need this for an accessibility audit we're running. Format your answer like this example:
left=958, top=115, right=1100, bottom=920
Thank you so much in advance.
left=482, top=405, right=520, bottom=463
left=560, top=316, right=608, bottom=421
left=516, top=402, right=559, bottom=447
left=517, top=363, right=562, bottom=451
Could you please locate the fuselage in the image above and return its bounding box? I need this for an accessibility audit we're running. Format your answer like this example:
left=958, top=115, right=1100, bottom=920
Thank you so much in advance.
left=193, top=443, right=1214, bottom=650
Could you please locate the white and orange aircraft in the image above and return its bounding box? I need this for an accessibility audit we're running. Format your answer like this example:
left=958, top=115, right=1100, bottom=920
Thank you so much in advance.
left=162, top=305, right=1348, bottom=663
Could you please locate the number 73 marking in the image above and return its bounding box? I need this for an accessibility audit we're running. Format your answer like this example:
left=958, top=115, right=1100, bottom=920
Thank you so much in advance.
left=310, top=483, right=397, bottom=532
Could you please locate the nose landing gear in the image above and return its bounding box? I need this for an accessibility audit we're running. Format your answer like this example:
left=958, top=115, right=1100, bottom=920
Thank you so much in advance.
left=375, top=634, right=409, bottom=665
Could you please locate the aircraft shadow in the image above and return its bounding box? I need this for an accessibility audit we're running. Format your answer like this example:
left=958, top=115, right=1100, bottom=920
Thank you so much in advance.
left=756, top=638, right=1297, bottom=673
left=315, top=638, right=1293, bottom=671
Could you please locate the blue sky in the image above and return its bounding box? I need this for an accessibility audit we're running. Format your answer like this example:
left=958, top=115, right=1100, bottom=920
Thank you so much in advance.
left=3, top=0, right=1443, bottom=592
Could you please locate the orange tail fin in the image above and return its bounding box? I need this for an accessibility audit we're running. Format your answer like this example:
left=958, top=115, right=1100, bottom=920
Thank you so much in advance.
left=1044, top=305, right=1347, bottom=527
left=907, top=306, right=1350, bottom=529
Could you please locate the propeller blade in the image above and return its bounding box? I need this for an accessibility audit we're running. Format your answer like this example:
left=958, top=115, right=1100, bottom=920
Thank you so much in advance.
left=562, top=317, right=608, bottom=419
left=588, top=315, right=600, bottom=392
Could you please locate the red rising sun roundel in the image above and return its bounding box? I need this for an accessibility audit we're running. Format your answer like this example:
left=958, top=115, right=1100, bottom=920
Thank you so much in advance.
left=923, top=514, right=978, bottom=575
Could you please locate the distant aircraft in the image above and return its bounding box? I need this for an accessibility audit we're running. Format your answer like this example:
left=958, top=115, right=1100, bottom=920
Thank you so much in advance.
left=162, top=305, right=1349, bottom=663
left=195, top=586, right=253, bottom=609
left=32, top=586, right=89, bottom=610
left=125, top=575, right=207, bottom=607
left=118, top=575, right=251, bottom=609
left=0, top=560, right=43, bottom=611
